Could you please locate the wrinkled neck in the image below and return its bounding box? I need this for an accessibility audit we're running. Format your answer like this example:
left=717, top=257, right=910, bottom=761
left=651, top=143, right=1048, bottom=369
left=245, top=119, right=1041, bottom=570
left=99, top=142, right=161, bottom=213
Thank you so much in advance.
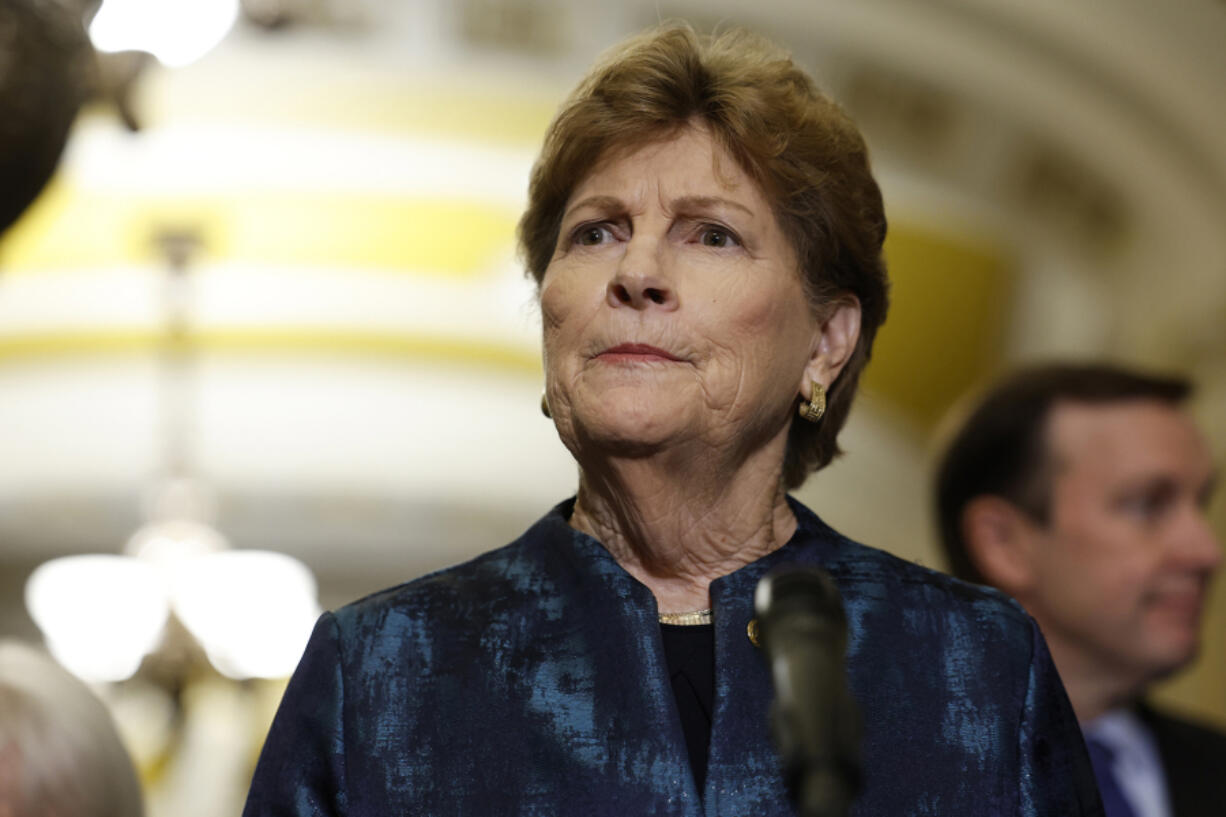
left=570, top=444, right=797, bottom=614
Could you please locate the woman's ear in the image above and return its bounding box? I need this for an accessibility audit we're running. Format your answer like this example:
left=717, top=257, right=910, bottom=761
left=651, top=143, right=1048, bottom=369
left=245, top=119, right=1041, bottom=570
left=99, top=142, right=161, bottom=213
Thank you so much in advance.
left=800, top=295, right=862, bottom=394
left=959, top=495, right=1040, bottom=596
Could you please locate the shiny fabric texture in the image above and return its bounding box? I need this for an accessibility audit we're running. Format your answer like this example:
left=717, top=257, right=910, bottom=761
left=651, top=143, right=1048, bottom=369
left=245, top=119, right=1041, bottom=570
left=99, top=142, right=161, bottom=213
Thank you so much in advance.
left=243, top=498, right=1104, bottom=816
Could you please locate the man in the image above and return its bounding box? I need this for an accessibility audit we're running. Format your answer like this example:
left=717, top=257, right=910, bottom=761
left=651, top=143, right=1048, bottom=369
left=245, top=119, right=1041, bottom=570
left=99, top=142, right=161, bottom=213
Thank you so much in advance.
left=935, top=362, right=1225, bottom=817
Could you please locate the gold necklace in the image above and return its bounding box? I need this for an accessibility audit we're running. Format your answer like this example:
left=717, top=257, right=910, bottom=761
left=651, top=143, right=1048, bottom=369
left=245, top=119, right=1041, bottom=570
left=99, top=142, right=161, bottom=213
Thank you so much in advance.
left=657, top=608, right=713, bottom=626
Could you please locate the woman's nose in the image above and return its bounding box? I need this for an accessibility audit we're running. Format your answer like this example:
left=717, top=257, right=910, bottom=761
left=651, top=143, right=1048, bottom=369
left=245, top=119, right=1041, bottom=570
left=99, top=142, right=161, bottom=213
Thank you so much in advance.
left=606, top=242, right=678, bottom=311
left=607, top=276, right=677, bottom=309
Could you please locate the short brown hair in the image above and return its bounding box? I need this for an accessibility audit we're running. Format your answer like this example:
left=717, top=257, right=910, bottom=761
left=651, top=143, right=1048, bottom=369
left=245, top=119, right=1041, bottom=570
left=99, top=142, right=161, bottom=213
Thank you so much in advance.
left=518, top=23, right=889, bottom=488
left=934, top=362, right=1192, bottom=584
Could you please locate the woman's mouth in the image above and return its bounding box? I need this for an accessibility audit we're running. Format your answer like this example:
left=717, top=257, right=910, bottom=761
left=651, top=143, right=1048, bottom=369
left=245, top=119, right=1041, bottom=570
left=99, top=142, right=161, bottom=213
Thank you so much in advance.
left=596, top=343, right=684, bottom=363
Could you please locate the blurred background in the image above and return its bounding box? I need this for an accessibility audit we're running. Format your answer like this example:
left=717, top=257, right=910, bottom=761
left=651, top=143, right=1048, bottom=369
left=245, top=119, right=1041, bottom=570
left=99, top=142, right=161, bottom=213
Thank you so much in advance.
left=1, top=0, right=1224, bottom=814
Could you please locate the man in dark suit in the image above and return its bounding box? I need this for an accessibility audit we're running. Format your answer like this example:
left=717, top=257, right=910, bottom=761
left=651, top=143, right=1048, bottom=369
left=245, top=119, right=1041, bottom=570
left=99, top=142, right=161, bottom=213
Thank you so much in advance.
left=935, top=362, right=1226, bottom=817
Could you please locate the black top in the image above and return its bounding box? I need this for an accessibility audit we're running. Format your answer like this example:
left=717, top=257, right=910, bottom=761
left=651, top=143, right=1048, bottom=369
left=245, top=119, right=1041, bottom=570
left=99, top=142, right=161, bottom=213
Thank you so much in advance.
left=660, top=623, right=715, bottom=792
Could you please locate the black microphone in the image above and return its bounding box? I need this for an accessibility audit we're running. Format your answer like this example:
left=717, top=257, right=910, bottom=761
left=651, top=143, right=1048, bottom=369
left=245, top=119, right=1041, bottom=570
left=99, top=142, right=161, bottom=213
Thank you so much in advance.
left=754, top=566, right=861, bottom=817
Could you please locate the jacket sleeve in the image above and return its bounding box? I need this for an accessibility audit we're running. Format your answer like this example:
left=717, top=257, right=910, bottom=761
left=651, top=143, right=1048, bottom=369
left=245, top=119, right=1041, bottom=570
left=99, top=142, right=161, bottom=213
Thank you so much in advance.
left=242, top=612, right=349, bottom=817
left=1016, top=617, right=1104, bottom=817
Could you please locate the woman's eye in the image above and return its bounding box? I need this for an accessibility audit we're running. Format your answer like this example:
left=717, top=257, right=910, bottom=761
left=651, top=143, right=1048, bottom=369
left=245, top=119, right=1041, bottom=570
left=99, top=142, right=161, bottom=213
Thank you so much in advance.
left=699, top=226, right=738, bottom=248
left=574, top=225, right=612, bottom=246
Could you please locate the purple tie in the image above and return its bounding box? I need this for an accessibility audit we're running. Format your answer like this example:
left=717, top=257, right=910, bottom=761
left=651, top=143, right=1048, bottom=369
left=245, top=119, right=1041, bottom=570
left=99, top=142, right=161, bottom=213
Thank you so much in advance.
left=1084, top=735, right=1139, bottom=817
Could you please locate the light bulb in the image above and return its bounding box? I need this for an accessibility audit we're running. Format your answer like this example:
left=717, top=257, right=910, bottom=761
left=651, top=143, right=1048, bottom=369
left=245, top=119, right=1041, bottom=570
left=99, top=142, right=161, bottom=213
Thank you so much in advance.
left=25, top=555, right=170, bottom=683
left=170, top=550, right=320, bottom=679
left=90, top=0, right=240, bottom=67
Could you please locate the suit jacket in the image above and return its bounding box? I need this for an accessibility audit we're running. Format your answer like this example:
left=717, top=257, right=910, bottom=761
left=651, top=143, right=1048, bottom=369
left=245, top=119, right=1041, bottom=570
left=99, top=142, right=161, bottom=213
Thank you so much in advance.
left=243, top=498, right=1103, bottom=816
left=1137, top=704, right=1226, bottom=817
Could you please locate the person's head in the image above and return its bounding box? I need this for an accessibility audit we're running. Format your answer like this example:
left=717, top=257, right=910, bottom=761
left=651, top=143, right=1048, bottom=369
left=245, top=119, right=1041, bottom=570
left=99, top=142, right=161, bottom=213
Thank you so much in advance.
left=519, top=23, right=888, bottom=488
left=936, top=363, right=1221, bottom=700
left=0, top=641, right=144, bottom=817
left=0, top=0, right=91, bottom=236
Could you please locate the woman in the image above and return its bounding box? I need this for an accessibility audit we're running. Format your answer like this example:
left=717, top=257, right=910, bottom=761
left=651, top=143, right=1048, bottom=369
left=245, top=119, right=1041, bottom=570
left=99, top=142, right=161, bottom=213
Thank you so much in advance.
left=244, top=25, right=1102, bottom=816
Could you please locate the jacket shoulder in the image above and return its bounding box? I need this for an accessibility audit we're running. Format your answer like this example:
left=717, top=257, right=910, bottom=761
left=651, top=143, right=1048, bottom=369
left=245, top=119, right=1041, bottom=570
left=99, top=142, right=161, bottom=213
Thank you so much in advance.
left=1141, top=703, right=1226, bottom=751
left=823, top=524, right=1032, bottom=627
left=333, top=532, right=546, bottom=633
left=1139, top=704, right=1226, bottom=816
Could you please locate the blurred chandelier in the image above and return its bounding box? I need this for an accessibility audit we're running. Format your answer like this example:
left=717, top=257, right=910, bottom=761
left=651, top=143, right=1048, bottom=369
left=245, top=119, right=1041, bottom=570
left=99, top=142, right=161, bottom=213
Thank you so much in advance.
left=25, top=227, right=320, bottom=684
left=89, top=0, right=240, bottom=67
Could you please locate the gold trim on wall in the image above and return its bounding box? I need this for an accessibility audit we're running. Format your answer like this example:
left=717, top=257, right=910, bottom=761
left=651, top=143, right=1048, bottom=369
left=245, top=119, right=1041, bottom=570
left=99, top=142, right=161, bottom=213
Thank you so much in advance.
left=0, top=328, right=542, bottom=372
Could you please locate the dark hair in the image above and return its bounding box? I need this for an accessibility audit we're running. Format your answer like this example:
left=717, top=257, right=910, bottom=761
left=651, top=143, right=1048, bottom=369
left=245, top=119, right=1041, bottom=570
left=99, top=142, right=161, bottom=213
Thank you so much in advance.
left=935, top=362, right=1192, bottom=584
left=517, top=23, right=889, bottom=489
left=0, top=0, right=91, bottom=236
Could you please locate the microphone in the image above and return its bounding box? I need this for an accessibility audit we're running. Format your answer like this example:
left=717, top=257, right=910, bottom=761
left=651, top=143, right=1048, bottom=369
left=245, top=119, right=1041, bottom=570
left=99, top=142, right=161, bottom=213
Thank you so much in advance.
left=754, top=566, right=861, bottom=817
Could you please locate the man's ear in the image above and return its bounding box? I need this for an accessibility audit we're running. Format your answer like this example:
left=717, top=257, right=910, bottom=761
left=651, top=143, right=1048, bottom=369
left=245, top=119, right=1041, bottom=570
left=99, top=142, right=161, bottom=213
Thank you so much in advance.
left=800, top=295, right=861, bottom=395
left=960, top=495, right=1041, bottom=597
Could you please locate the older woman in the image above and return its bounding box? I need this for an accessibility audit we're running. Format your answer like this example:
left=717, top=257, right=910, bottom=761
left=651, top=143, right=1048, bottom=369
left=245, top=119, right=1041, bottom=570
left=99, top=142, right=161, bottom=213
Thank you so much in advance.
left=244, top=25, right=1102, bottom=816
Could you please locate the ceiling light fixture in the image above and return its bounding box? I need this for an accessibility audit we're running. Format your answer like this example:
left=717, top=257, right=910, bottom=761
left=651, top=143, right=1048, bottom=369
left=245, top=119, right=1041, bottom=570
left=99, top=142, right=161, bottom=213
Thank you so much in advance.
left=89, top=0, right=240, bottom=67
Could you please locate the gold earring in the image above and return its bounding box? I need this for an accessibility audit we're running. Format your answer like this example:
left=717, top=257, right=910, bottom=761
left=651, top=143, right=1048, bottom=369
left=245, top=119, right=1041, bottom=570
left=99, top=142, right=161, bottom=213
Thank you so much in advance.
left=797, top=381, right=826, bottom=423
left=541, top=391, right=551, bottom=419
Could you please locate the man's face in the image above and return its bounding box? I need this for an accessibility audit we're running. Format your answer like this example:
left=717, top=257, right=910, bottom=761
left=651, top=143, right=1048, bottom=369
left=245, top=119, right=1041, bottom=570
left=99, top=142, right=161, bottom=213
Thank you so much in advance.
left=1020, top=400, right=1220, bottom=687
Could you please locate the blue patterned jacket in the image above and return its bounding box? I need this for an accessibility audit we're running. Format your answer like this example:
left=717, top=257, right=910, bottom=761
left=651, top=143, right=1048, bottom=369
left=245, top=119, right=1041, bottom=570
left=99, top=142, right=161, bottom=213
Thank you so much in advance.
left=243, top=498, right=1103, bottom=816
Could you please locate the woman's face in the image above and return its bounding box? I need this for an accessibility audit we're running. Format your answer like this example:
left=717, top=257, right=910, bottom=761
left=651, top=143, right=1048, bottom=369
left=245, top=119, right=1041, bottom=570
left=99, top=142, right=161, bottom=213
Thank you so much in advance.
left=540, top=125, right=825, bottom=466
